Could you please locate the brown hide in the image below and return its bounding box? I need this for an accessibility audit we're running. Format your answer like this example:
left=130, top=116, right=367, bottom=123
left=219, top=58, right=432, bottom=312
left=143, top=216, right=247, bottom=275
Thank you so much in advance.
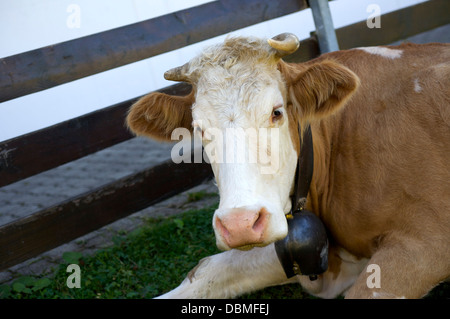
left=288, top=43, right=450, bottom=298
left=294, top=44, right=450, bottom=255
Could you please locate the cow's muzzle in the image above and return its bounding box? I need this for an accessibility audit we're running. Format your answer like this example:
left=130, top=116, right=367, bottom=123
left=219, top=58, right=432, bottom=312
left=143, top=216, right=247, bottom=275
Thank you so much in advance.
left=214, top=207, right=270, bottom=250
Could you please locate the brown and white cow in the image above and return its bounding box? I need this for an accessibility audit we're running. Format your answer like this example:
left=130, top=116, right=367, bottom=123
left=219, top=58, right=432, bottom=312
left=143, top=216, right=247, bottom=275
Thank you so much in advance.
left=126, top=33, right=450, bottom=299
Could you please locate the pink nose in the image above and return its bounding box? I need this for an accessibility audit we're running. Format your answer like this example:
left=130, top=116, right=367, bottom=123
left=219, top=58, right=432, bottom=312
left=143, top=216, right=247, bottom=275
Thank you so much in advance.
left=215, top=207, right=269, bottom=249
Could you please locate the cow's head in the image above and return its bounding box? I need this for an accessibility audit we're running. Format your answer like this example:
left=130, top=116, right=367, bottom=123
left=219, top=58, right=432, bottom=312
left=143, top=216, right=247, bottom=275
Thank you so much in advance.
left=127, top=33, right=359, bottom=250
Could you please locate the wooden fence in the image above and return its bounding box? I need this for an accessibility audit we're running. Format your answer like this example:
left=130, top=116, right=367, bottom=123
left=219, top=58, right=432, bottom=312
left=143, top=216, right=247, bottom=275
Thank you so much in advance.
left=0, top=0, right=448, bottom=271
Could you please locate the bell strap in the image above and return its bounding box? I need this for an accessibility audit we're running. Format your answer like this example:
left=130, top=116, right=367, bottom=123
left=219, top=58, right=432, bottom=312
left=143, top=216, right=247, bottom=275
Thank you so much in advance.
left=291, top=123, right=314, bottom=214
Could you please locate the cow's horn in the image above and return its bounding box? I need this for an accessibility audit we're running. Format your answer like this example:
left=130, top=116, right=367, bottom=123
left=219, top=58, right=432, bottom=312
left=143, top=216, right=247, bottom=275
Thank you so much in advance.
left=267, top=33, right=300, bottom=57
left=164, top=62, right=191, bottom=82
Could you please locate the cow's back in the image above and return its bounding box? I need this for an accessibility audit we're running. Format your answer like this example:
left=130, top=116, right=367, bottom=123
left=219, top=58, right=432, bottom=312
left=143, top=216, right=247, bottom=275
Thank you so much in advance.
left=311, top=43, right=450, bottom=258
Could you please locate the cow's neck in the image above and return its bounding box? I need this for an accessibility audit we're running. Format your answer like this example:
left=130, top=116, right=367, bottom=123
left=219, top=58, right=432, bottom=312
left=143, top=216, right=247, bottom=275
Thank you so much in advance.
left=304, top=118, right=336, bottom=219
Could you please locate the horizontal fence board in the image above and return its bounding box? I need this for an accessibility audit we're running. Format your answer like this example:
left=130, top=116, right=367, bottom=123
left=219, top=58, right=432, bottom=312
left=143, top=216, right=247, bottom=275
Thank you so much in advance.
left=0, top=159, right=213, bottom=271
left=0, top=83, right=192, bottom=188
left=336, top=0, right=450, bottom=49
left=0, top=0, right=308, bottom=102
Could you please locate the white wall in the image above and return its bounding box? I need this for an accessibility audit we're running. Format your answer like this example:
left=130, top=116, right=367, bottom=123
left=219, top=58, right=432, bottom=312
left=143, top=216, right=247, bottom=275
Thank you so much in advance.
left=0, top=0, right=426, bottom=141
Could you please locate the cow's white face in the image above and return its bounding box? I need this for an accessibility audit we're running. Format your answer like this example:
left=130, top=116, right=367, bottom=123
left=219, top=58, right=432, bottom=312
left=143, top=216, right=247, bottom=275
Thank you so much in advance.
left=192, top=62, right=298, bottom=250
left=127, top=33, right=359, bottom=251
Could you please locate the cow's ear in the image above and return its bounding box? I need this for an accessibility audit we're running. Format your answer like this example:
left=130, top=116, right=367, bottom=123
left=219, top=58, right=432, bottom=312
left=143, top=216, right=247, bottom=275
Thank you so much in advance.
left=287, top=60, right=359, bottom=121
left=126, top=90, right=194, bottom=141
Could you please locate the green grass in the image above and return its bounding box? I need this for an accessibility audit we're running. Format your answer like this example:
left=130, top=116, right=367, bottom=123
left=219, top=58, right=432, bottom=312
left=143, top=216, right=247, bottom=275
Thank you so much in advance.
left=0, top=200, right=448, bottom=299
left=0, top=203, right=220, bottom=299
left=187, top=190, right=218, bottom=203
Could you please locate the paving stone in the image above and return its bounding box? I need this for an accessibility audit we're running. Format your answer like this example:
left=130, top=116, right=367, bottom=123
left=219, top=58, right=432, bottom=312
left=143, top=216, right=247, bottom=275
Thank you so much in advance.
left=40, top=242, right=84, bottom=264
left=0, top=212, right=23, bottom=226
left=0, top=271, right=13, bottom=284
left=0, top=203, right=42, bottom=223
left=10, top=258, right=58, bottom=278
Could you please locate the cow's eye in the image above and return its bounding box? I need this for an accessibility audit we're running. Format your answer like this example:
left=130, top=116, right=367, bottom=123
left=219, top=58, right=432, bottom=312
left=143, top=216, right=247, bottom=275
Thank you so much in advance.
left=271, top=107, right=283, bottom=123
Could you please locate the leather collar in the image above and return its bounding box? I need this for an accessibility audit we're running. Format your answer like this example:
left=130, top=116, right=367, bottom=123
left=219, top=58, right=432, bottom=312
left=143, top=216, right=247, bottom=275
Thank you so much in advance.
left=290, top=124, right=314, bottom=214
left=275, top=123, right=329, bottom=279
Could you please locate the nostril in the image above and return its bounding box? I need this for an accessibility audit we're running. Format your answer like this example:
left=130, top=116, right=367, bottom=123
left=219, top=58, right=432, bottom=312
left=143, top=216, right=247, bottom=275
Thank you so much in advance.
left=215, top=216, right=229, bottom=238
left=215, top=207, right=269, bottom=249
left=252, top=208, right=268, bottom=233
